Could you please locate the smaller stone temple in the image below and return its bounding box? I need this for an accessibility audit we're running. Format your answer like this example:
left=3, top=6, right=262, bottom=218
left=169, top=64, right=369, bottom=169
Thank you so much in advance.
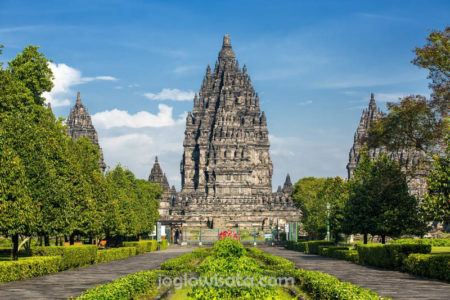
left=66, top=92, right=106, bottom=172
left=148, top=156, right=171, bottom=217
left=347, top=93, right=427, bottom=197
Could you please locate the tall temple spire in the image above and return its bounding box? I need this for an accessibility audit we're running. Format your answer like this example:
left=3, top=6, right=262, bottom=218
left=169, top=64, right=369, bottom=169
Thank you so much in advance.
left=369, top=92, right=376, bottom=111
left=66, top=92, right=106, bottom=172
left=282, top=174, right=293, bottom=194
left=76, top=91, right=82, bottom=106
left=149, top=156, right=170, bottom=191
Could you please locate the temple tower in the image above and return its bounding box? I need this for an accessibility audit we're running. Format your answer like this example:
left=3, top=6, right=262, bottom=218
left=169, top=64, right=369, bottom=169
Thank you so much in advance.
left=66, top=92, right=106, bottom=171
left=180, top=34, right=273, bottom=199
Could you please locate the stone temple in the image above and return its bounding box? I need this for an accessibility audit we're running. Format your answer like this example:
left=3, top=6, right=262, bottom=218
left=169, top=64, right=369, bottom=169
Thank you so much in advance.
left=149, top=35, right=301, bottom=229
left=347, top=93, right=427, bottom=197
left=66, top=92, right=106, bottom=172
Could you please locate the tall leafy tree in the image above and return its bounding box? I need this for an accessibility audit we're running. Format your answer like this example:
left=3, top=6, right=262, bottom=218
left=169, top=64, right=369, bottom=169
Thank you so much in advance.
left=292, top=177, right=328, bottom=240
left=344, top=152, right=426, bottom=244
left=7, top=45, right=53, bottom=106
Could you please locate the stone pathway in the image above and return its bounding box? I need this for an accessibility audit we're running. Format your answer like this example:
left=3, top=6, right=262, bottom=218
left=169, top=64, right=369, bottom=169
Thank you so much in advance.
left=263, top=247, right=450, bottom=300
left=0, top=247, right=196, bottom=300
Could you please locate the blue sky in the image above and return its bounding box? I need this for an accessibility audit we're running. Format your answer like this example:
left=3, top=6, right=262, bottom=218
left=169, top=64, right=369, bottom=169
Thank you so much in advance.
left=1, top=0, right=448, bottom=189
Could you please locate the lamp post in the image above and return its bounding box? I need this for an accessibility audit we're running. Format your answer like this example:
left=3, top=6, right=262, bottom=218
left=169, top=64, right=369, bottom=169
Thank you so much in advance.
left=326, top=203, right=330, bottom=241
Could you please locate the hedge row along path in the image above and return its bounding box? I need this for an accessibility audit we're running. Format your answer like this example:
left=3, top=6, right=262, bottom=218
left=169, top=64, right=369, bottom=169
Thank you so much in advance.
left=0, top=247, right=195, bottom=299
left=263, top=247, right=450, bottom=300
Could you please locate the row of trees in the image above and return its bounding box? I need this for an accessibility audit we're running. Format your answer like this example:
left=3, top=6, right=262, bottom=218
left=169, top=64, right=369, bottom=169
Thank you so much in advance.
left=0, top=45, right=162, bottom=260
left=293, top=27, right=449, bottom=243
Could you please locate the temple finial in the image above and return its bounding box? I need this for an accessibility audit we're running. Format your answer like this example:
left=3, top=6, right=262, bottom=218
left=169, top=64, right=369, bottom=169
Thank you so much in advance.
left=76, top=92, right=82, bottom=105
left=155, top=156, right=158, bottom=163
left=219, top=34, right=235, bottom=61
left=222, top=34, right=231, bottom=48
left=369, top=93, right=376, bottom=109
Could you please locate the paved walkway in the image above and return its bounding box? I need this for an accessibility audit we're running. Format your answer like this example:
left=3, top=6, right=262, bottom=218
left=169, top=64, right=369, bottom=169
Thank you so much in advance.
left=0, top=247, right=196, bottom=300
left=263, top=247, right=450, bottom=300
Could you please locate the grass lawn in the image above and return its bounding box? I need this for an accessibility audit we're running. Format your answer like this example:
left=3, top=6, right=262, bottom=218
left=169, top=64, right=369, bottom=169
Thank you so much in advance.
left=431, top=247, right=450, bottom=254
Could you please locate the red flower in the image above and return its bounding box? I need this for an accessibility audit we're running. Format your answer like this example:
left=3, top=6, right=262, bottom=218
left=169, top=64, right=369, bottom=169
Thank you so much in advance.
left=218, top=229, right=240, bottom=240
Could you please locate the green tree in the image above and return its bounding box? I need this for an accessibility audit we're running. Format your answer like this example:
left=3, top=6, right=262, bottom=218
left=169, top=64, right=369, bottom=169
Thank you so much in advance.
left=319, top=177, right=348, bottom=243
left=422, top=135, right=449, bottom=224
left=344, top=152, right=426, bottom=244
left=292, top=177, right=328, bottom=240
left=7, top=45, right=53, bottom=106
left=367, top=28, right=449, bottom=225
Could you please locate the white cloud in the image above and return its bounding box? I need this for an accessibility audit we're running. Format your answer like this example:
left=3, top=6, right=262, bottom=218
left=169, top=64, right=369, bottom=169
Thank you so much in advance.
left=92, top=104, right=185, bottom=129
left=144, top=88, right=195, bottom=101
left=174, top=65, right=199, bottom=74
left=375, top=92, right=408, bottom=102
left=297, top=100, right=313, bottom=106
left=98, top=124, right=185, bottom=188
left=127, top=83, right=140, bottom=88
left=42, top=62, right=117, bottom=107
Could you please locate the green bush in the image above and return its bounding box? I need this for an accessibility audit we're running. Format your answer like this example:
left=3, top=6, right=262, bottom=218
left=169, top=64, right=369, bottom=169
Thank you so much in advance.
left=159, top=239, right=168, bottom=250
left=77, top=270, right=168, bottom=299
left=403, top=253, right=450, bottom=281
left=245, top=247, right=295, bottom=272
left=332, top=249, right=359, bottom=263
left=305, top=241, right=335, bottom=254
left=122, top=240, right=157, bottom=254
left=285, top=241, right=307, bottom=252
left=96, top=247, right=136, bottom=264
left=161, top=248, right=211, bottom=272
left=357, top=244, right=431, bottom=269
left=390, top=238, right=450, bottom=247
left=213, top=238, right=244, bottom=258
left=33, top=245, right=97, bottom=270
left=0, top=256, right=61, bottom=283
left=295, top=269, right=382, bottom=299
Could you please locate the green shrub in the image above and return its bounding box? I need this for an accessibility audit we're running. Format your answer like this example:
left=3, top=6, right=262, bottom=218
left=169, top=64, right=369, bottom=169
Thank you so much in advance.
left=285, top=241, right=307, bottom=252
left=305, top=241, right=335, bottom=254
left=96, top=247, right=136, bottom=264
left=357, top=244, right=431, bottom=269
left=390, top=238, right=450, bottom=247
left=122, top=240, right=157, bottom=254
left=33, top=245, right=97, bottom=270
left=0, top=256, right=61, bottom=283
left=318, top=246, right=329, bottom=256
left=213, top=238, right=244, bottom=258
left=403, top=253, right=450, bottom=281
left=159, top=239, right=168, bottom=250
left=245, top=247, right=295, bottom=272
left=295, top=269, right=382, bottom=299
left=161, top=248, right=211, bottom=272
left=77, top=270, right=168, bottom=299
left=332, top=249, right=359, bottom=263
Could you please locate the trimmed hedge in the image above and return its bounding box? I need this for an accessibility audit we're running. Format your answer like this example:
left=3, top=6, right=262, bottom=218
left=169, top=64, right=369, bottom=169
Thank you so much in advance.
left=332, top=249, right=359, bottom=264
left=403, top=253, right=450, bottom=281
left=295, top=269, right=383, bottom=299
left=96, top=247, right=136, bottom=264
left=160, top=248, right=211, bottom=272
left=390, top=238, right=450, bottom=247
left=77, top=270, right=169, bottom=299
left=318, top=246, right=349, bottom=257
left=285, top=241, right=307, bottom=252
left=33, top=245, right=97, bottom=270
left=0, top=256, right=61, bottom=283
left=123, top=240, right=157, bottom=254
left=305, top=241, right=335, bottom=254
left=159, top=239, right=168, bottom=250
left=245, top=247, right=295, bottom=272
left=357, top=244, right=431, bottom=269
